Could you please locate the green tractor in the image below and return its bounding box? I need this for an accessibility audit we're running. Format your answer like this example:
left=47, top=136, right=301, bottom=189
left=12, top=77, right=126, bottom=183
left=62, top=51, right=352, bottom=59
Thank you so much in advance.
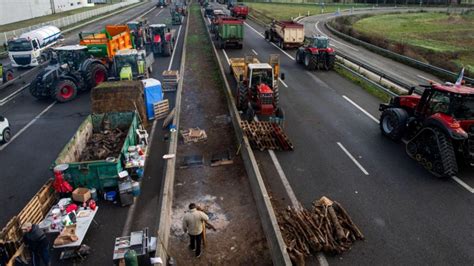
left=30, top=45, right=108, bottom=102
left=110, top=49, right=154, bottom=80
left=171, top=10, right=182, bottom=25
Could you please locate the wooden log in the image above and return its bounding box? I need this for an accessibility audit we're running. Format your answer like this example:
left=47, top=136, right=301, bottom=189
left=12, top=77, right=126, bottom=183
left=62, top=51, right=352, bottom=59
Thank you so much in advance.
left=328, top=205, right=346, bottom=242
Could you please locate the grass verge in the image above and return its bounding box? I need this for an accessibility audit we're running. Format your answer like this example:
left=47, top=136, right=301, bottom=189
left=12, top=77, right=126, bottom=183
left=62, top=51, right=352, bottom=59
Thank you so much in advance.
left=345, top=12, right=473, bottom=75
left=335, top=64, right=392, bottom=103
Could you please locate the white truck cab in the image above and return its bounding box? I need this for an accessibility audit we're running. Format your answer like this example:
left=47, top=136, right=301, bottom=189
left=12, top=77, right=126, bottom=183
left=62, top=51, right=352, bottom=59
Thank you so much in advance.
left=0, top=115, right=11, bottom=144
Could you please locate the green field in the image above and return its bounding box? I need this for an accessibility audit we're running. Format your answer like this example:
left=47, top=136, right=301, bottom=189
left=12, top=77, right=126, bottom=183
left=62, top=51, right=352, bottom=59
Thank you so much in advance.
left=352, top=12, right=474, bottom=72
left=245, top=2, right=368, bottom=24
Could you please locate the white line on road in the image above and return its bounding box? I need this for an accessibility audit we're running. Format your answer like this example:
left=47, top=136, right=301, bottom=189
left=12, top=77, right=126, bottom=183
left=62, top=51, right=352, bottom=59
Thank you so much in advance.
left=337, top=142, right=370, bottom=175
left=451, top=176, right=474, bottom=194
left=279, top=78, right=288, bottom=88
left=168, top=25, right=183, bottom=71
left=342, top=95, right=379, bottom=123
left=0, top=102, right=56, bottom=151
left=314, top=21, right=359, bottom=51
left=0, top=83, right=30, bottom=106
left=154, top=9, right=164, bottom=17
left=244, top=22, right=295, bottom=60
left=222, top=49, right=230, bottom=65
left=268, top=150, right=301, bottom=208
left=251, top=49, right=258, bottom=55
left=137, top=6, right=157, bottom=19
left=416, top=74, right=433, bottom=82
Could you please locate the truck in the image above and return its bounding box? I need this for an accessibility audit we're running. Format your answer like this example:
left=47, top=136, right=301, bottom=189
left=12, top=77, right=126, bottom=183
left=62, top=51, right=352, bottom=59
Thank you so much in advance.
left=214, top=17, right=244, bottom=49
left=53, top=111, right=140, bottom=191
left=0, top=115, right=11, bottom=144
left=230, top=3, right=249, bottom=19
left=265, top=20, right=304, bottom=49
left=379, top=80, right=474, bottom=177
left=79, top=25, right=134, bottom=63
left=7, top=26, right=62, bottom=68
left=110, top=49, right=154, bottom=80
left=229, top=55, right=285, bottom=121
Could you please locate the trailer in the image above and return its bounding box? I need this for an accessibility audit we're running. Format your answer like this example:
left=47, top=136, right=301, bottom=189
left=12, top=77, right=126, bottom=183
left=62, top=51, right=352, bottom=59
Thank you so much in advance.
left=7, top=26, right=62, bottom=67
left=79, top=25, right=134, bottom=62
left=265, top=20, right=304, bottom=49
left=53, top=111, right=140, bottom=191
left=214, top=16, right=244, bottom=49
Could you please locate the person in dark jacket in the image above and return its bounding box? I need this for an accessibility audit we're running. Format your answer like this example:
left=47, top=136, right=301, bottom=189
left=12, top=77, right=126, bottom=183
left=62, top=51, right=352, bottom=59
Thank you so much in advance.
left=21, top=222, right=50, bottom=266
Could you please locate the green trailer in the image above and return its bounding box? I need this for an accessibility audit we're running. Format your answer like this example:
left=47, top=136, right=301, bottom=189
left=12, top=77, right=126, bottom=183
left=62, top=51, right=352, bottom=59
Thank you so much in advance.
left=215, top=17, right=244, bottom=49
left=53, top=112, right=140, bottom=192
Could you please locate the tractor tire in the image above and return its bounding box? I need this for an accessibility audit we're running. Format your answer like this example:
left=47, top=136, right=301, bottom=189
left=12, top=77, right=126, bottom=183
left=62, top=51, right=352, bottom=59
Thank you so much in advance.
left=380, top=108, right=408, bottom=141
left=163, top=42, right=171, bottom=57
left=274, top=85, right=280, bottom=108
left=326, top=54, right=335, bottom=70
left=1, top=127, right=11, bottom=144
left=265, top=30, right=270, bottom=41
left=237, top=84, right=248, bottom=111
left=53, top=79, right=78, bottom=103
left=85, top=63, right=108, bottom=90
left=295, top=50, right=303, bottom=64
left=244, top=103, right=255, bottom=122
left=3, top=69, right=14, bottom=83
left=434, top=129, right=458, bottom=177
left=279, top=40, right=285, bottom=50
left=237, top=43, right=243, bottom=49
left=304, top=53, right=316, bottom=70
left=29, top=78, right=49, bottom=100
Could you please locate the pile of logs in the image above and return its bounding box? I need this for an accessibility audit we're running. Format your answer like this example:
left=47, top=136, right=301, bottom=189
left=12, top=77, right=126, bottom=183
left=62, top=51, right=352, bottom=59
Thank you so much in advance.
left=280, top=197, right=364, bottom=265
left=79, top=128, right=126, bottom=161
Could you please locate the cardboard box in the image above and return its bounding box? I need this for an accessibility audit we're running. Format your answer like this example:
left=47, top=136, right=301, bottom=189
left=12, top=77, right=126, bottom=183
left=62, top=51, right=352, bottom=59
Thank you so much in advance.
left=72, top=188, right=91, bottom=203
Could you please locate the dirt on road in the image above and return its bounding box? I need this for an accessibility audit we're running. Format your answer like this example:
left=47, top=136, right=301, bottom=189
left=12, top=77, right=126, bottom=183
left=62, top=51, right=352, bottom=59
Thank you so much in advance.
left=167, top=4, right=271, bottom=265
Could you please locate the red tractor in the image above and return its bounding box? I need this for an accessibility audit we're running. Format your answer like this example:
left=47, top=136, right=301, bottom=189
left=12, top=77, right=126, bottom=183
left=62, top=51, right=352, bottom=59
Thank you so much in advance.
left=296, top=36, right=335, bottom=71
left=379, top=82, right=474, bottom=177
left=148, top=24, right=175, bottom=57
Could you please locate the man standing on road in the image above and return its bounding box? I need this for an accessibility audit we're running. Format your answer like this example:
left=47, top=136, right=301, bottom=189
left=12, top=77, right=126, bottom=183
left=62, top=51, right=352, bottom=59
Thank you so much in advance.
left=182, top=203, right=209, bottom=258
left=21, top=222, right=51, bottom=266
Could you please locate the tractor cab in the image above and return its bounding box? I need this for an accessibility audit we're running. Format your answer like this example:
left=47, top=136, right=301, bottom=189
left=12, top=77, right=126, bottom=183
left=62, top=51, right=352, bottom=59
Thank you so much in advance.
left=306, top=35, right=330, bottom=49
left=149, top=24, right=167, bottom=41
left=248, top=64, right=275, bottom=115
left=127, top=20, right=147, bottom=49
left=54, top=45, right=89, bottom=70
left=112, top=49, right=147, bottom=80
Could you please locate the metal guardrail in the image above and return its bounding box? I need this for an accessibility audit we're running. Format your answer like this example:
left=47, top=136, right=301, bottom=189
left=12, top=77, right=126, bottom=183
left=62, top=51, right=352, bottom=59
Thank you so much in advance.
left=325, top=21, right=474, bottom=84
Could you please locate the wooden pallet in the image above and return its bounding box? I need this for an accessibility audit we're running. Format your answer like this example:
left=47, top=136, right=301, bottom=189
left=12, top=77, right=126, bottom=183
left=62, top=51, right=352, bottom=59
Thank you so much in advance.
left=240, top=121, right=294, bottom=151
left=180, top=128, right=208, bottom=143
left=1, top=179, right=58, bottom=265
left=162, top=70, right=179, bottom=92
left=153, top=99, right=169, bottom=120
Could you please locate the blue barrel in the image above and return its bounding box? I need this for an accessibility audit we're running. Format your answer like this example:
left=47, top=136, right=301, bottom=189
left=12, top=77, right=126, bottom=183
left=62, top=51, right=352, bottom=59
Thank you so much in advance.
left=105, top=191, right=117, bottom=201
left=132, top=182, right=140, bottom=197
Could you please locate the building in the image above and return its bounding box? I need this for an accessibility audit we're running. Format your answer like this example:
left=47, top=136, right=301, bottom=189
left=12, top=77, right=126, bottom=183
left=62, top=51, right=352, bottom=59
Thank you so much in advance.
left=0, top=0, right=94, bottom=25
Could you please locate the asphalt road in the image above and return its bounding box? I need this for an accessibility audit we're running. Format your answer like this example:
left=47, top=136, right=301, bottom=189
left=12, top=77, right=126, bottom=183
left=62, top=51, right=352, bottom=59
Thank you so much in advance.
left=208, top=3, right=474, bottom=265
left=299, top=7, right=445, bottom=86
left=0, top=2, right=187, bottom=264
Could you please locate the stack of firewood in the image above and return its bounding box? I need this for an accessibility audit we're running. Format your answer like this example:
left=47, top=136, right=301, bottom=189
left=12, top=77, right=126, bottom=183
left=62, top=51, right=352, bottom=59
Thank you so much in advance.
left=280, top=197, right=364, bottom=265
left=80, top=128, right=126, bottom=161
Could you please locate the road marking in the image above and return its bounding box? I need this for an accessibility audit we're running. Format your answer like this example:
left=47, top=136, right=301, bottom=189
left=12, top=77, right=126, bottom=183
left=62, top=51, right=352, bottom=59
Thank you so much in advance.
left=314, top=21, right=359, bottom=51
left=137, top=6, right=157, bottom=19
left=416, top=74, right=433, bottom=82
left=244, top=22, right=295, bottom=60
left=451, top=176, right=474, bottom=194
left=0, top=83, right=30, bottom=106
left=0, top=102, right=56, bottom=151
left=251, top=49, right=258, bottom=55
left=168, top=24, right=183, bottom=71
left=154, top=8, right=164, bottom=17
left=279, top=78, right=288, bottom=88
left=342, top=95, right=379, bottom=124
left=337, top=142, right=370, bottom=175
left=268, top=150, right=301, bottom=208
left=317, top=253, right=330, bottom=266
left=222, top=49, right=230, bottom=65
